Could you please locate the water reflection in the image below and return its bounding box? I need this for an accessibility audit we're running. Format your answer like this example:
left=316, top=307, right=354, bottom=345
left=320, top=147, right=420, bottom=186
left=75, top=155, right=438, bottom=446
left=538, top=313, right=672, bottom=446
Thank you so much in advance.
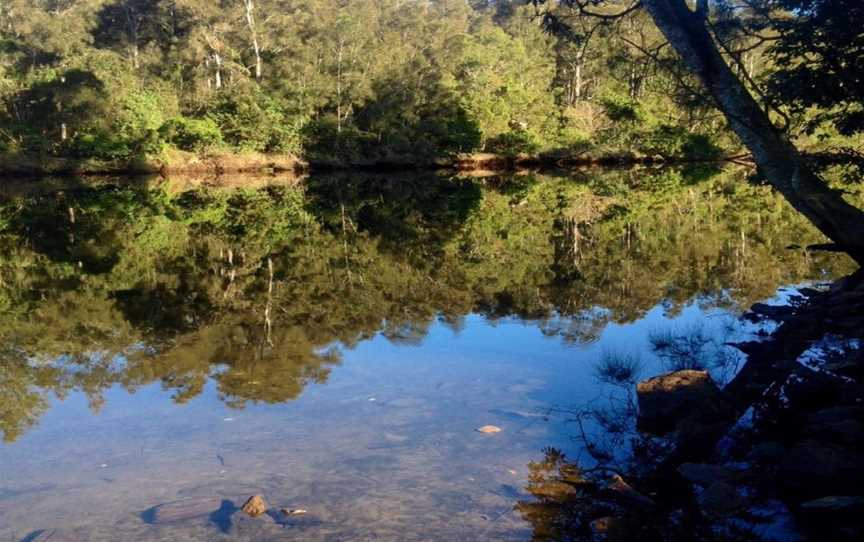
left=0, top=168, right=856, bottom=446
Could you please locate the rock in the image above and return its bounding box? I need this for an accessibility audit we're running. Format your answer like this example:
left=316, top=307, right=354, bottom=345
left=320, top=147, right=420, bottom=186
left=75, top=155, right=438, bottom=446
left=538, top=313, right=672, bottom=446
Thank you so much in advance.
left=677, top=463, right=744, bottom=487
left=749, top=303, right=794, bottom=320
left=697, top=482, right=746, bottom=516
left=778, top=440, right=864, bottom=500
left=241, top=495, right=269, bottom=518
left=799, top=496, right=864, bottom=541
left=589, top=514, right=654, bottom=542
left=281, top=508, right=308, bottom=515
left=606, top=475, right=654, bottom=508
left=29, top=530, right=83, bottom=542
left=747, top=441, right=786, bottom=464
left=806, top=406, right=864, bottom=425
left=800, top=495, right=864, bottom=516
left=777, top=367, right=844, bottom=412
left=590, top=516, right=613, bottom=536
left=146, top=497, right=223, bottom=524
left=477, top=425, right=502, bottom=434
left=803, top=418, right=864, bottom=447
left=637, top=370, right=734, bottom=434
left=672, top=418, right=731, bottom=461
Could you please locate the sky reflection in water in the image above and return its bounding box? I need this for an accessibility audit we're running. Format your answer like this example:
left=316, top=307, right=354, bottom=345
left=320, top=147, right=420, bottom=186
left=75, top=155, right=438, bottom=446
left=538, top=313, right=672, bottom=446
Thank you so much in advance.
left=0, top=169, right=856, bottom=541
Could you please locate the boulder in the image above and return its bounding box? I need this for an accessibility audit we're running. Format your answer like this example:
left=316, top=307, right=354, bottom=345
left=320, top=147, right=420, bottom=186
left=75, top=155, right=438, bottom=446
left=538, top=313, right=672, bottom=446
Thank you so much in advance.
left=697, top=481, right=746, bottom=517
left=778, top=440, right=864, bottom=500
left=677, top=463, right=745, bottom=487
left=746, top=441, right=786, bottom=464
left=799, top=496, right=864, bottom=541
left=605, top=475, right=655, bottom=508
left=637, top=370, right=734, bottom=434
left=800, top=495, right=864, bottom=517
left=803, top=418, right=864, bottom=447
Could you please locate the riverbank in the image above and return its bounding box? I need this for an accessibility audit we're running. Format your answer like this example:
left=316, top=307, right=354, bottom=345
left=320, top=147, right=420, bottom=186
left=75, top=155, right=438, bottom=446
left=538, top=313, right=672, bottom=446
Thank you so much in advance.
left=558, top=272, right=864, bottom=541
left=0, top=149, right=746, bottom=178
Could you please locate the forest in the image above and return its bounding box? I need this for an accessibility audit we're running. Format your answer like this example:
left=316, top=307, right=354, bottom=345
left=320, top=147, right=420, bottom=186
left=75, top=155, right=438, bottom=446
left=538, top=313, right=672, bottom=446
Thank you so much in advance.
left=0, top=0, right=859, bottom=167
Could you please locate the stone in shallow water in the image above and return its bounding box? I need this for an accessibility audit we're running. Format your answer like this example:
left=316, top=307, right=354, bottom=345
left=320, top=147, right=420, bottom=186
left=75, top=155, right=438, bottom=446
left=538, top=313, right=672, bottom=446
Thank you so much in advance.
left=636, top=370, right=733, bottom=434
left=147, top=496, right=223, bottom=524
left=477, top=425, right=502, bottom=434
left=241, top=495, right=269, bottom=517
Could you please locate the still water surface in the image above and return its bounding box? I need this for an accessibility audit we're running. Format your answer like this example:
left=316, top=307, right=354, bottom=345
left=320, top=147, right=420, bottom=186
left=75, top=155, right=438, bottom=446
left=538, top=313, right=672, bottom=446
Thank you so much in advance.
left=0, top=169, right=856, bottom=540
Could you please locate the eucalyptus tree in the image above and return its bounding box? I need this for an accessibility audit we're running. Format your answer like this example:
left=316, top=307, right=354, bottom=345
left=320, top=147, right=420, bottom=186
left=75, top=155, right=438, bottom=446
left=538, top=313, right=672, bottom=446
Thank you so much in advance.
left=532, top=0, right=864, bottom=264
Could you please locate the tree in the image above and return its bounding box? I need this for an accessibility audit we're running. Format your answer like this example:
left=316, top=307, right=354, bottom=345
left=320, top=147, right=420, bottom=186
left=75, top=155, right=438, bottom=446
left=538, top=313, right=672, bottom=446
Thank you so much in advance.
left=533, top=0, right=864, bottom=265
left=760, top=0, right=864, bottom=137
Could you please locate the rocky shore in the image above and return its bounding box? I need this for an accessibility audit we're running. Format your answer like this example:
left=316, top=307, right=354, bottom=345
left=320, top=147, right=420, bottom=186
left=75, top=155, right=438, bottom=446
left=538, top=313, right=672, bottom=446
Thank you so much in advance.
left=581, top=271, right=864, bottom=541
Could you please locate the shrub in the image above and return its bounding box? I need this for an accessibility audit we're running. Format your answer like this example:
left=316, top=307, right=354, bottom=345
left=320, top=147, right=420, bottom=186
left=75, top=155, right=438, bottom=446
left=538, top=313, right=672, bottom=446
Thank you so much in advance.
left=641, top=124, right=723, bottom=161
left=65, top=130, right=132, bottom=160
left=300, top=117, right=375, bottom=161
left=600, top=95, right=641, bottom=123
left=159, top=117, right=223, bottom=152
left=486, top=130, right=540, bottom=156
left=206, top=91, right=302, bottom=154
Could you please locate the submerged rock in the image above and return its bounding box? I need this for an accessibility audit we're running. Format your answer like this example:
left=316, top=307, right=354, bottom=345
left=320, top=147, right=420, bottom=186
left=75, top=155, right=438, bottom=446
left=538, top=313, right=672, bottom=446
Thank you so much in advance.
left=146, top=496, right=223, bottom=524
left=477, top=425, right=502, bottom=434
left=241, top=495, right=269, bottom=518
left=636, top=370, right=734, bottom=434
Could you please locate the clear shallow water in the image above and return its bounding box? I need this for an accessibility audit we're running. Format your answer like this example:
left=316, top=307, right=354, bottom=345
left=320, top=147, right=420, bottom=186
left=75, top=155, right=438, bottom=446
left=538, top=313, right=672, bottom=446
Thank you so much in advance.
left=0, top=170, right=856, bottom=541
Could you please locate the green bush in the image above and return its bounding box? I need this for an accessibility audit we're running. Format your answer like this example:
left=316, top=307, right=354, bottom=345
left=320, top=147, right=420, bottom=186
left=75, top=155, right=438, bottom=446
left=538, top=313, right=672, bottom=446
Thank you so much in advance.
left=600, top=95, right=641, bottom=123
left=159, top=117, right=223, bottom=152
left=206, top=91, right=302, bottom=154
left=486, top=130, right=540, bottom=156
left=437, top=109, right=483, bottom=154
left=300, top=117, right=375, bottom=162
left=641, top=124, right=723, bottom=160
left=65, top=130, right=132, bottom=160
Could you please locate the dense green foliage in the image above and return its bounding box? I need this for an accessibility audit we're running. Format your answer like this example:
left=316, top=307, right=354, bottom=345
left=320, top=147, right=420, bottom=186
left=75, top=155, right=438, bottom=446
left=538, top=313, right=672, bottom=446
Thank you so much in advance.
left=1, top=168, right=859, bottom=442
left=0, top=0, right=740, bottom=163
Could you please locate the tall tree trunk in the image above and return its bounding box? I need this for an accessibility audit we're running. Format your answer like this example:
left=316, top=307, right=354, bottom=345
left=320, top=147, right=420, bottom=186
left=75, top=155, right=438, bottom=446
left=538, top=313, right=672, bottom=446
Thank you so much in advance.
left=213, top=53, right=223, bottom=89
left=336, top=39, right=344, bottom=133
left=244, top=0, right=263, bottom=80
left=642, top=0, right=864, bottom=265
left=574, top=57, right=583, bottom=101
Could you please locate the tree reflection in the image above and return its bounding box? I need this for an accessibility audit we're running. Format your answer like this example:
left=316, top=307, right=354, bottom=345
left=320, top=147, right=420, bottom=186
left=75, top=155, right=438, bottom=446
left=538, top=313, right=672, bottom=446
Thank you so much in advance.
left=0, top=168, right=858, bottom=442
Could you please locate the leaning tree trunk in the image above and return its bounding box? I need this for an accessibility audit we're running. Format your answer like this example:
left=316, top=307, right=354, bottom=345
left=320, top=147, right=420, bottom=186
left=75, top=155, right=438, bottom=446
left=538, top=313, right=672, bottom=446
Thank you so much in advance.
left=642, top=0, right=864, bottom=265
